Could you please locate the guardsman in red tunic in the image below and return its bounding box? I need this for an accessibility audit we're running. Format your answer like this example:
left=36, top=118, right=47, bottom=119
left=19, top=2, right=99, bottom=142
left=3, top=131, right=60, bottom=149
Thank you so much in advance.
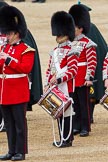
left=0, top=6, right=35, bottom=161
left=44, top=11, right=83, bottom=148
left=79, top=2, right=108, bottom=124
left=69, top=4, right=97, bottom=137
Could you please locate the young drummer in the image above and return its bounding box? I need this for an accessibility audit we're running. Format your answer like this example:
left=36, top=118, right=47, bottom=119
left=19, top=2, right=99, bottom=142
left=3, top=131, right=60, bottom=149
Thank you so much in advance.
left=44, top=11, right=82, bottom=147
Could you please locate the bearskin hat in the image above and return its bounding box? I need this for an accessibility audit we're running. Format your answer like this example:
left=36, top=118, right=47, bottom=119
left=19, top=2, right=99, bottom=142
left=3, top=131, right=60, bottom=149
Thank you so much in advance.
left=0, top=6, right=27, bottom=39
left=0, top=2, right=9, bottom=8
left=69, top=4, right=90, bottom=34
left=51, top=11, right=75, bottom=41
left=79, top=4, right=92, bottom=11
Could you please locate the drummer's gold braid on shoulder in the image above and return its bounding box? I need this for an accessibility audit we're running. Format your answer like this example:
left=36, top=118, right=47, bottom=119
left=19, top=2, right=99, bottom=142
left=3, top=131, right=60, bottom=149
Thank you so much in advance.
left=21, top=47, right=35, bottom=55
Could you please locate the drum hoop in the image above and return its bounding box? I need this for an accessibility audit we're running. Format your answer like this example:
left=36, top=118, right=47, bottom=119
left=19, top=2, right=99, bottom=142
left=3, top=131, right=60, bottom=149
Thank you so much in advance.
left=54, top=100, right=71, bottom=119
left=38, top=85, right=57, bottom=105
left=99, top=92, right=108, bottom=111
left=38, top=85, right=72, bottom=119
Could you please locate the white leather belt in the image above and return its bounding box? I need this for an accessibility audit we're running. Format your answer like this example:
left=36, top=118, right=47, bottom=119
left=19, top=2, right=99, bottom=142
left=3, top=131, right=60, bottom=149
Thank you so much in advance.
left=0, top=74, right=27, bottom=79
left=78, top=62, right=87, bottom=66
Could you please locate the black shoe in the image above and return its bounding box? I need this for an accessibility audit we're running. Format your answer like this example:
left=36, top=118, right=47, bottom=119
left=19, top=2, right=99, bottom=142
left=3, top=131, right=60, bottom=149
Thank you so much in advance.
left=32, top=0, right=39, bottom=2
left=0, top=153, right=13, bottom=160
left=53, top=141, right=72, bottom=148
left=80, top=130, right=89, bottom=137
left=16, top=0, right=25, bottom=2
left=38, top=0, right=46, bottom=2
left=73, top=129, right=80, bottom=135
left=11, top=153, right=25, bottom=161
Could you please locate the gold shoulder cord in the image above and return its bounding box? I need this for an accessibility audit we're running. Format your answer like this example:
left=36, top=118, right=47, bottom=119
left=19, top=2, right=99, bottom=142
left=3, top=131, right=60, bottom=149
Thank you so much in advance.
left=22, top=46, right=35, bottom=55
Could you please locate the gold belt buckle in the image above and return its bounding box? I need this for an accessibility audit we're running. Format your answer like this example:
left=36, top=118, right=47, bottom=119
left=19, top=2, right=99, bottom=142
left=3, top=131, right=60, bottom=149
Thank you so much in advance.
left=2, top=74, right=6, bottom=78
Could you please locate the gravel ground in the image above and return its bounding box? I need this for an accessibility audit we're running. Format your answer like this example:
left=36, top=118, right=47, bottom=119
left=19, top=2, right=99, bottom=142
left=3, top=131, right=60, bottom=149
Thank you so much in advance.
left=0, top=0, right=108, bottom=161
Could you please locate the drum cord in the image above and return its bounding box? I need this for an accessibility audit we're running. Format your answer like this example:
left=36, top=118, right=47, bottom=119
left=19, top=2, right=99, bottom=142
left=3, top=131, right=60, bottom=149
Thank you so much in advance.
left=53, top=107, right=65, bottom=147
left=52, top=98, right=74, bottom=147
left=0, top=118, right=4, bottom=132
left=59, top=104, right=73, bottom=141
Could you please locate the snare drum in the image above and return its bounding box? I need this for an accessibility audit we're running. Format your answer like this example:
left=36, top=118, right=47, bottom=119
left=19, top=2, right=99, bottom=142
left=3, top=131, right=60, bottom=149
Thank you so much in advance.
left=38, top=85, right=72, bottom=119
left=100, top=89, right=108, bottom=110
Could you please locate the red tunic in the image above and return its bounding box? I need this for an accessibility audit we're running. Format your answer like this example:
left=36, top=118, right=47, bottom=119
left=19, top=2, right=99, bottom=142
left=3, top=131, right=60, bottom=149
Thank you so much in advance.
left=45, top=41, right=79, bottom=93
left=0, top=42, right=35, bottom=105
left=75, top=34, right=97, bottom=87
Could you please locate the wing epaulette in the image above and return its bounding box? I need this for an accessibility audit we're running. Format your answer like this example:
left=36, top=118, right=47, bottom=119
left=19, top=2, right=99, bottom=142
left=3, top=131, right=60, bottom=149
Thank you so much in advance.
left=86, top=39, right=97, bottom=48
left=68, top=41, right=83, bottom=56
left=22, top=45, right=35, bottom=55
